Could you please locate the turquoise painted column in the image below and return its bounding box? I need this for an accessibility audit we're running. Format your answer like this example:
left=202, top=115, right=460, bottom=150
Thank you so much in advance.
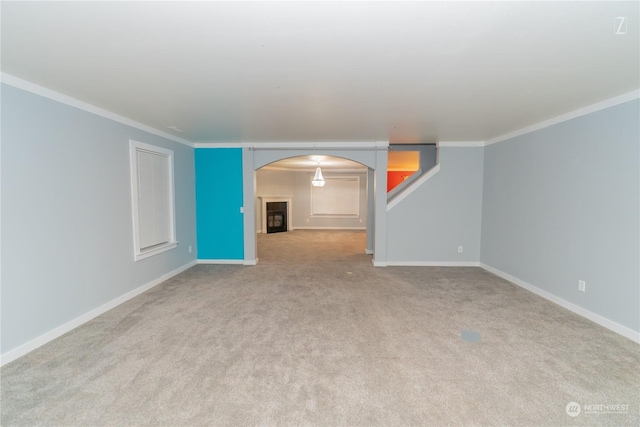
left=195, top=148, right=244, bottom=260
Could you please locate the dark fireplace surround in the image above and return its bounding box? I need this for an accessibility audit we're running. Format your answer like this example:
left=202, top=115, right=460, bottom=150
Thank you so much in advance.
left=266, top=201, right=288, bottom=233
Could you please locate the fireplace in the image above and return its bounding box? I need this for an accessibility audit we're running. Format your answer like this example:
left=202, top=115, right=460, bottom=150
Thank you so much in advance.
left=266, top=201, right=288, bottom=233
left=259, top=196, right=293, bottom=233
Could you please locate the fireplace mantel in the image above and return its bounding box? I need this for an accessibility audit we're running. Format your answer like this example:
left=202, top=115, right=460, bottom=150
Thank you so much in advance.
left=258, top=196, right=293, bottom=233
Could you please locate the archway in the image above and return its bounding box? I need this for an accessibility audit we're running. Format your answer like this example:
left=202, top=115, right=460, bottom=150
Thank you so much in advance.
left=241, top=143, right=388, bottom=266
left=255, top=154, right=371, bottom=263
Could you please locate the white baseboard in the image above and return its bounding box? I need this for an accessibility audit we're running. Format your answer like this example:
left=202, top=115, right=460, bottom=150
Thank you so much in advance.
left=292, top=226, right=366, bottom=230
left=197, top=259, right=245, bottom=265
left=480, top=263, right=640, bottom=344
left=0, top=260, right=197, bottom=367
left=244, top=258, right=258, bottom=266
left=365, top=249, right=374, bottom=255
left=386, top=261, right=480, bottom=267
left=373, top=260, right=387, bottom=267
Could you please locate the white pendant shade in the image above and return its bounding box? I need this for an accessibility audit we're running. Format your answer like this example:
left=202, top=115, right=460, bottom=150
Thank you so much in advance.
left=312, top=166, right=325, bottom=187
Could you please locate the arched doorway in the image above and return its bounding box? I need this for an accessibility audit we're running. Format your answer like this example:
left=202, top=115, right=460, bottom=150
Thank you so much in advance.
left=255, top=155, right=370, bottom=264
left=241, top=143, right=388, bottom=266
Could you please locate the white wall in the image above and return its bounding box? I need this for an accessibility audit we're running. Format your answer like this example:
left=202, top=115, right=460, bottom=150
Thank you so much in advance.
left=1, top=84, right=197, bottom=360
left=256, top=168, right=367, bottom=230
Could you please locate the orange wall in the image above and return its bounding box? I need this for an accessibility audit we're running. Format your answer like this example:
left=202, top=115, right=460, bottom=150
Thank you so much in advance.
left=387, top=171, right=415, bottom=192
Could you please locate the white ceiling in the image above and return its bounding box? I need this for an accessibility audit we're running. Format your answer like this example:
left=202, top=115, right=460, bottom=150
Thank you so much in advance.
left=2, top=1, right=638, bottom=144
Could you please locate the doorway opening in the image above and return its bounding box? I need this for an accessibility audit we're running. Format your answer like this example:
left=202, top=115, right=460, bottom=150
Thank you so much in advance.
left=255, top=155, right=370, bottom=264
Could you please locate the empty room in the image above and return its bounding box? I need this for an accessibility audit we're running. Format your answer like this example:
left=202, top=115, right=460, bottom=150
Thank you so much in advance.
left=1, top=1, right=639, bottom=426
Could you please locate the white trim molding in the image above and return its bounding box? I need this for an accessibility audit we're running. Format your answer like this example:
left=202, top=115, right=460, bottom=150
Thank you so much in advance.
left=486, top=89, right=640, bottom=146
left=193, top=142, right=244, bottom=148
left=197, top=259, right=245, bottom=265
left=293, top=226, right=367, bottom=230
left=243, top=141, right=389, bottom=150
left=386, top=261, right=480, bottom=267
left=480, top=263, right=640, bottom=344
left=1, top=72, right=193, bottom=147
left=437, top=141, right=485, bottom=147
left=129, top=140, right=178, bottom=261
left=0, top=260, right=197, bottom=367
left=197, top=257, right=258, bottom=265
left=387, top=164, right=441, bottom=211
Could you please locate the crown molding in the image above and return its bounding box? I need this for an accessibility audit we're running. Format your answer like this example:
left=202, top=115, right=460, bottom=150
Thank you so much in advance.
left=241, top=141, right=389, bottom=150
left=486, top=89, right=640, bottom=146
left=193, top=142, right=243, bottom=148
left=437, top=141, right=485, bottom=147
left=1, top=72, right=194, bottom=148
left=193, top=141, right=389, bottom=150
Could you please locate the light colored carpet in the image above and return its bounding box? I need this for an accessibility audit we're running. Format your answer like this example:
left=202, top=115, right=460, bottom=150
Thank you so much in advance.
left=2, top=230, right=638, bottom=426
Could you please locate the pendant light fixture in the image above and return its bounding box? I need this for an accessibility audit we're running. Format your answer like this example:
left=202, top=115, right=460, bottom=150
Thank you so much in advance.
left=312, top=163, right=325, bottom=187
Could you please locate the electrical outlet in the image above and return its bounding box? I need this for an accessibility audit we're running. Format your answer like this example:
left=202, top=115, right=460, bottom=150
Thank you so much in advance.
left=188, top=245, right=192, bottom=254
left=457, top=246, right=463, bottom=253
left=578, top=280, right=586, bottom=292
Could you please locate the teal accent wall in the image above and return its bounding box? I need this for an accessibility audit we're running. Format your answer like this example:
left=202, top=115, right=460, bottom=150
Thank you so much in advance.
left=195, top=148, right=244, bottom=260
